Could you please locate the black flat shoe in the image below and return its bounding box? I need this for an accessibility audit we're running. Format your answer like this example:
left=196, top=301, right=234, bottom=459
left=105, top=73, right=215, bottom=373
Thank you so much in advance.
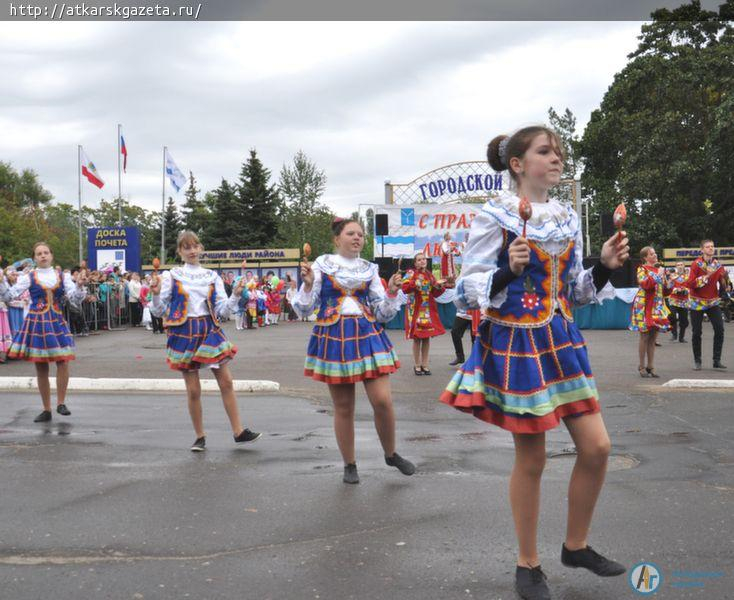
left=645, top=368, right=660, bottom=378
left=234, top=428, right=262, bottom=443
left=449, top=357, right=464, bottom=366
left=56, top=404, right=71, bottom=416
left=413, top=366, right=423, bottom=376
left=515, top=565, right=551, bottom=600
left=385, top=452, right=416, bottom=476
left=561, top=544, right=626, bottom=577
left=343, top=463, right=359, bottom=484
left=420, top=367, right=432, bottom=376
left=190, top=436, right=206, bottom=452
left=33, top=410, right=52, bottom=423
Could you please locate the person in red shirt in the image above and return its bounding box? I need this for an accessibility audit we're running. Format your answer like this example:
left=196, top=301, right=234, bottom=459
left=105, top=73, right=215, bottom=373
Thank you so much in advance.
left=686, top=239, right=726, bottom=370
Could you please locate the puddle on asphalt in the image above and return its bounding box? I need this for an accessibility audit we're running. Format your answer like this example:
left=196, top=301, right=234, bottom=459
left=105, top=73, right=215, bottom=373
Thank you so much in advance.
left=546, top=452, right=640, bottom=472
left=405, top=434, right=442, bottom=442
left=0, top=426, right=97, bottom=437
left=459, top=431, right=490, bottom=440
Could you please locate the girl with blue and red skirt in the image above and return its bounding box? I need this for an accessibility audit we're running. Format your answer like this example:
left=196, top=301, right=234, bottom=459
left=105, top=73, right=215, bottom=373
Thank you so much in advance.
left=294, top=218, right=415, bottom=484
left=440, top=127, right=630, bottom=600
left=0, top=242, right=86, bottom=422
left=150, top=230, right=261, bottom=452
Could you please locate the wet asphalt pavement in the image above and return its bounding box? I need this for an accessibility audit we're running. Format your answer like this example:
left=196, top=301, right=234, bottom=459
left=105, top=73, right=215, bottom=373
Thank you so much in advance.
left=1, top=322, right=732, bottom=599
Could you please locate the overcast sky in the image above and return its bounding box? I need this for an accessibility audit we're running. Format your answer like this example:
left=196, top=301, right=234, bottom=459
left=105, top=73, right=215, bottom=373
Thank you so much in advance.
left=0, top=21, right=642, bottom=217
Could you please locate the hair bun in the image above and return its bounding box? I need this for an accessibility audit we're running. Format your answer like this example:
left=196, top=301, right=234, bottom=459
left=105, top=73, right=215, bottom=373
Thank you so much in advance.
left=487, top=134, right=508, bottom=171
left=331, top=217, right=346, bottom=234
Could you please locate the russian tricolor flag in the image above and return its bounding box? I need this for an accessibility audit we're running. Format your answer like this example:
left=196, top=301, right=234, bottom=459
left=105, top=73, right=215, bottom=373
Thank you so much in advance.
left=120, top=135, right=128, bottom=173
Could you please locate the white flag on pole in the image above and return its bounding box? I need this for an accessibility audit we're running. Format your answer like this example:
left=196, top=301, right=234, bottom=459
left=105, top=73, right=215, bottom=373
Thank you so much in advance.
left=165, top=149, right=186, bottom=193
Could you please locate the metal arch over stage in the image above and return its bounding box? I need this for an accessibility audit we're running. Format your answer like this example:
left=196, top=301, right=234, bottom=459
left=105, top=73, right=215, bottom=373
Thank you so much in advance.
left=384, top=161, right=503, bottom=205
left=379, top=160, right=584, bottom=256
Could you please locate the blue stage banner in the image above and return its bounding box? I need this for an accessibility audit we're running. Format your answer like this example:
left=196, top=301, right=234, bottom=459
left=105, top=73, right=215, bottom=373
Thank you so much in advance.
left=87, top=227, right=141, bottom=273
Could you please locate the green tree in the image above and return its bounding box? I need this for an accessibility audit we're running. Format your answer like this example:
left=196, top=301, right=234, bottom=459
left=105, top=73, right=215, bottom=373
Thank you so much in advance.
left=303, top=205, right=338, bottom=258
left=44, top=202, right=89, bottom=266
left=0, top=205, right=42, bottom=263
left=207, top=178, right=243, bottom=249
left=548, top=107, right=582, bottom=206
left=0, top=162, right=53, bottom=212
left=277, top=203, right=336, bottom=258
left=277, top=151, right=329, bottom=253
left=162, top=196, right=183, bottom=262
left=278, top=150, right=327, bottom=218
left=0, top=162, right=61, bottom=263
left=238, top=149, right=281, bottom=247
left=580, top=0, right=734, bottom=253
left=181, top=171, right=210, bottom=239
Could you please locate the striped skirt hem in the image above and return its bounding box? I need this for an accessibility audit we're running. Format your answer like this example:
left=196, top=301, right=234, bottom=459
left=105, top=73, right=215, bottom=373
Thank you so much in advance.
left=305, top=316, right=400, bottom=384
left=165, top=315, right=237, bottom=372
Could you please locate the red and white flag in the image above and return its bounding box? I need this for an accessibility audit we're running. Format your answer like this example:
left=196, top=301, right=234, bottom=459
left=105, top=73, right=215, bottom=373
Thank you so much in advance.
left=81, top=149, right=105, bottom=188
left=120, top=134, right=128, bottom=173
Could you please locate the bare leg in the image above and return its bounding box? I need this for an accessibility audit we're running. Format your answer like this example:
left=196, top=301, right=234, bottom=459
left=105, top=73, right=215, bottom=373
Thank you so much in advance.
left=212, top=365, right=243, bottom=436
left=363, top=375, right=396, bottom=456
left=35, top=362, right=52, bottom=411
left=412, top=339, right=421, bottom=368
left=510, top=432, right=546, bottom=567
left=56, top=361, right=69, bottom=406
left=638, top=332, right=648, bottom=369
left=646, top=329, right=658, bottom=369
left=327, top=383, right=356, bottom=464
left=563, top=412, right=611, bottom=550
left=420, top=338, right=430, bottom=369
left=182, top=370, right=205, bottom=438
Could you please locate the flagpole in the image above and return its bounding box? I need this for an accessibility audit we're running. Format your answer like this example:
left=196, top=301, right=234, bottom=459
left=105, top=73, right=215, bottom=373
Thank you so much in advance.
left=161, top=146, right=166, bottom=263
left=77, top=145, right=83, bottom=264
left=117, top=124, right=122, bottom=226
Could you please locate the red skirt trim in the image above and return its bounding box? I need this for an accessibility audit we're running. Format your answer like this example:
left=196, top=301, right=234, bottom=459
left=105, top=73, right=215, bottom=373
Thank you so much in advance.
left=439, top=391, right=600, bottom=434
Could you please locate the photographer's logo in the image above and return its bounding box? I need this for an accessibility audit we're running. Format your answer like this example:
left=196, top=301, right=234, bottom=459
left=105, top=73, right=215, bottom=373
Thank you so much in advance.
left=629, top=562, right=662, bottom=594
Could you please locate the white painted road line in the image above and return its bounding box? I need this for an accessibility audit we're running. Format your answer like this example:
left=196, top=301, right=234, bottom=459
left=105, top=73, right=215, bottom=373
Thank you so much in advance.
left=663, top=379, right=734, bottom=389
left=0, top=377, right=279, bottom=393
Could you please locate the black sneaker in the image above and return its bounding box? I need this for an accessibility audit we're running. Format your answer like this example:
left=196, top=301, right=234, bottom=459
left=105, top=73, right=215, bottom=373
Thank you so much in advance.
left=33, top=410, right=52, bottom=423
left=234, top=428, right=262, bottom=444
left=385, top=452, right=416, bottom=476
left=56, top=404, right=71, bottom=416
left=713, top=362, right=727, bottom=370
left=561, top=544, right=626, bottom=577
left=343, top=463, right=359, bottom=484
left=190, top=437, right=206, bottom=452
left=694, top=361, right=702, bottom=371
left=449, top=357, right=465, bottom=366
left=515, top=565, right=551, bottom=600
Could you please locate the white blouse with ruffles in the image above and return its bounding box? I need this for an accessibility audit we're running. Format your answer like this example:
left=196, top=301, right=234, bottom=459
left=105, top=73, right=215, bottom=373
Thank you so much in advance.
left=151, top=263, right=239, bottom=320
left=293, top=254, right=402, bottom=322
left=455, top=191, right=614, bottom=313
left=0, top=267, right=85, bottom=306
